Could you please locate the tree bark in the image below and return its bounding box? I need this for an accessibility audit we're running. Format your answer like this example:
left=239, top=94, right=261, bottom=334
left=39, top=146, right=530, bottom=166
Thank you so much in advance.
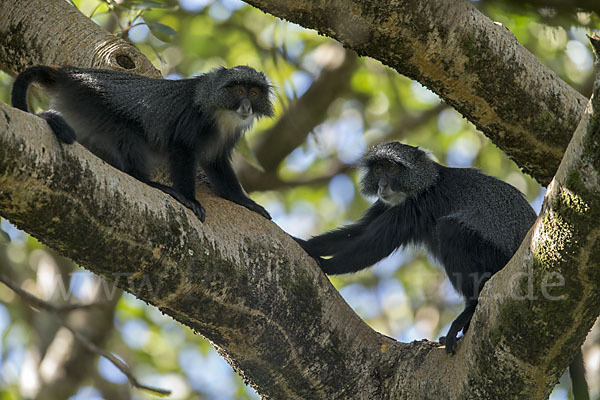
left=243, top=0, right=587, bottom=186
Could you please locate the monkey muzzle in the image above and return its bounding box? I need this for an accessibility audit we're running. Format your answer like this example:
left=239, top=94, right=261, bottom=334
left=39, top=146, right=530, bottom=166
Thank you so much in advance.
left=378, top=184, right=407, bottom=205
left=237, top=99, right=253, bottom=119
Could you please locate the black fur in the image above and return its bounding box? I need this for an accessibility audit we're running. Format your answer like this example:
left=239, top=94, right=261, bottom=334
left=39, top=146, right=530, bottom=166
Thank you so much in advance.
left=299, top=142, right=537, bottom=353
left=11, top=65, right=274, bottom=221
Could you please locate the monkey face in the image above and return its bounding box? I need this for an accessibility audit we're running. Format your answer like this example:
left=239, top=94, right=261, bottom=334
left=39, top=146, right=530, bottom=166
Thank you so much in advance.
left=359, top=142, right=439, bottom=205
left=374, top=163, right=409, bottom=205
left=229, top=85, right=266, bottom=119
left=361, top=161, right=408, bottom=206
left=211, top=66, right=274, bottom=120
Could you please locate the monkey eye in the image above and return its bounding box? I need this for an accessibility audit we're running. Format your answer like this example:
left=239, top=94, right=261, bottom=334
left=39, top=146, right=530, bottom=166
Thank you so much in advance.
left=374, top=166, right=382, bottom=175
left=249, top=88, right=259, bottom=97
left=234, top=87, right=245, bottom=96
left=387, top=164, right=398, bottom=174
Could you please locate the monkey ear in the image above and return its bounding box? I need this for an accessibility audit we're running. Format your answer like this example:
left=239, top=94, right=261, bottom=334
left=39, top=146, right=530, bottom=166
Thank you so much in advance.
left=398, top=159, right=413, bottom=169
left=419, top=148, right=437, bottom=162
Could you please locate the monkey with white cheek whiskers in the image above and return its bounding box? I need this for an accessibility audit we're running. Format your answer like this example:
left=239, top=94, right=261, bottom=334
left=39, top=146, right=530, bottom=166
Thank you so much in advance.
left=11, top=65, right=274, bottom=222
left=296, top=142, right=537, bottom=354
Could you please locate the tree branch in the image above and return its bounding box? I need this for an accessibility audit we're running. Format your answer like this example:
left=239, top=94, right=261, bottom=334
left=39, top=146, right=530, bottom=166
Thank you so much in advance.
left=243, top=0, right=587, bottom=186
left=0, top=102, right=396, bottom=398
left=34, top=265, right=123, bottom=400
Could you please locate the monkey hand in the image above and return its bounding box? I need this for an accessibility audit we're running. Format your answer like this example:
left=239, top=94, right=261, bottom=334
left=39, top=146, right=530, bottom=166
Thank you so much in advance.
left=186, top=199, right=206, bottom=222
left=291, top=237, right=323, bottom=261
left=313, top=257, right=331, bottom=273
left=239, top=199, right=271, bottom=220
left=175, top=196, right=205, bottom=222
left=145, top=182, right=206, bottom=222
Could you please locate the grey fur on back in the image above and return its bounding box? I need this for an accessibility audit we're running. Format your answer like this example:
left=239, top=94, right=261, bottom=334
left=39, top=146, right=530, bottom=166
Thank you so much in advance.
left=47, top=66, right=273, bottom=152
left=363, top=142, right=537, bottom=256
left=441, top=167, right=536, bottom=255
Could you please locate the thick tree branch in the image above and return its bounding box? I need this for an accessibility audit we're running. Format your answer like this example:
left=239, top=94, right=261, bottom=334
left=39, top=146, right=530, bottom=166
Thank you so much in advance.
left=0, top=0, right=159, bottom=77
left=244, top=0, right=587, bottom=185
left=0, top=103, right=397, bottom=398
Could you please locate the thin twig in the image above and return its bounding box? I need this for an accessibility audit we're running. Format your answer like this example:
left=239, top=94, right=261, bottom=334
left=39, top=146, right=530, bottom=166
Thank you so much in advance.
left=53, top=302, right=107, bottom=312
left=0, top=275, right=171, bottom=396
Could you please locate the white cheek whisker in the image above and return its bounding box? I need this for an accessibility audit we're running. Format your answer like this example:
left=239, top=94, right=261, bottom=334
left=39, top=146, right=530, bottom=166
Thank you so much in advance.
left=203, top=109, right=256, bottom=160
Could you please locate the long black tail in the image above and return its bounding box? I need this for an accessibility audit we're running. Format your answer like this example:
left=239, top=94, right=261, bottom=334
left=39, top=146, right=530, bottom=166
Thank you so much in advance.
left=570, top=349, right=589, bottom=400
left=11, top=66, right=60, bottom=112
left=11, top=66, right=76, bottom=144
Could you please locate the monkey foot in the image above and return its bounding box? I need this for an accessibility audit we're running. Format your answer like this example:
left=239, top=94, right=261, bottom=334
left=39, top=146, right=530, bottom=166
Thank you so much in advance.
left=439, top=335, right=461, bottom=354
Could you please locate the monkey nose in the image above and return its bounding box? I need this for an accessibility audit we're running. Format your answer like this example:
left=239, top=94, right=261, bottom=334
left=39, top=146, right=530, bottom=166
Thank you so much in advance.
left=237, top=99, right=252, bottom=118
left=378, top=182, right=390, bottom=196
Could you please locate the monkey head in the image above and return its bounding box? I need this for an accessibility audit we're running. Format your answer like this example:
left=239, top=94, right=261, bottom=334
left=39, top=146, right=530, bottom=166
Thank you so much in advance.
left=203, top=65, right=274, bottom=121
left=360, top=142, right=438, bottom=206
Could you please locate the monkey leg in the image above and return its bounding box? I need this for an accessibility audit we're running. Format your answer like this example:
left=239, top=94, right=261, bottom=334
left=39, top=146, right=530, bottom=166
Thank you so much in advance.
left=440, top=299, right=477, bottom=354
left=38, top=110, right=76, bottom=144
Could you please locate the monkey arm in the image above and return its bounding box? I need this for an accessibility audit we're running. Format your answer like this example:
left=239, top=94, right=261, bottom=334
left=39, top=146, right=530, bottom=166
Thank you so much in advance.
left=303, top=201, right=388, bottom=258
left=318, top=208, right=403, bottom=275
left=200, top=155, right=271, bottom=219
left=147, top=143, right=206, bottom=221
left=169, top=142, right=198, bottom=200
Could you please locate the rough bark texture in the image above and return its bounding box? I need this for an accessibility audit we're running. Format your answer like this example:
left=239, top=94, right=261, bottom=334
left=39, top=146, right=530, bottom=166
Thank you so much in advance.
left=243, top=0, right=587, bottom=186
left=0, top=0, right=159, bottom=77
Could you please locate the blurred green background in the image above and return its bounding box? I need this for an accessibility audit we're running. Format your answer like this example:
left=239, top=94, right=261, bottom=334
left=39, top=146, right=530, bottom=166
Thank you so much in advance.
left=0, top=0, right=598, bottom=398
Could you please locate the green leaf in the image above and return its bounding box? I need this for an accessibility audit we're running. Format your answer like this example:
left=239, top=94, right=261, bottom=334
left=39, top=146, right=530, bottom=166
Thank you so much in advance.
left=131, top=1, right=166, bottom=10
left=236, top=137, right=265, bottom=173
left=0, top=228, right=9, bottom=244
left=146, top=21, right=177, bottom=42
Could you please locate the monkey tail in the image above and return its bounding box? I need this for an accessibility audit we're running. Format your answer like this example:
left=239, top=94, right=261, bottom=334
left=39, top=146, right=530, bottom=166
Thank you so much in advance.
left=11, top=66, right=60, bottom=112
left=569, top=349, right=589, bottom=400
left=11, top=66, right=76, bottom=144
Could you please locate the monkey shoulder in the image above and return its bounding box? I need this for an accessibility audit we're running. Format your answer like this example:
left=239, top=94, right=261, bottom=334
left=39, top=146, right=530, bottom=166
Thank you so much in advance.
left=431, top=166, right=535, bottom=252
left=437, top=167, right=523, bottom=209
